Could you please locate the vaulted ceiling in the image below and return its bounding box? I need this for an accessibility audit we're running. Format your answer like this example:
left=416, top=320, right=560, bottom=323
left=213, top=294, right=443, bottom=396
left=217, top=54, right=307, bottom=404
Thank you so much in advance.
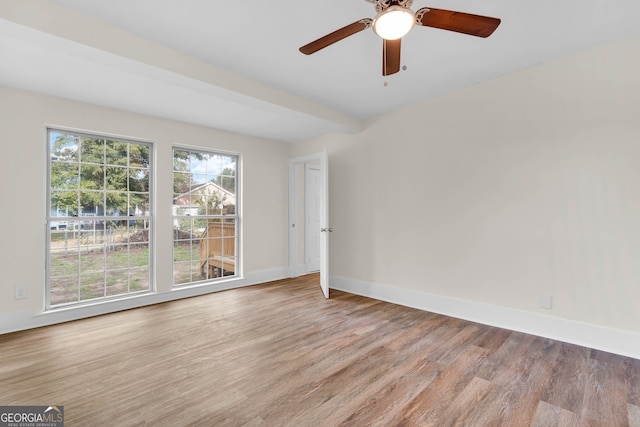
left=1, top=0, right=639, bottom=142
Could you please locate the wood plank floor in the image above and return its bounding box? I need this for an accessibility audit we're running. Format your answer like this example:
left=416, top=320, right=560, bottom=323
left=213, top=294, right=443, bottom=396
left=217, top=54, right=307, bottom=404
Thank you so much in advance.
left=1, top=274, right=639, bottom=426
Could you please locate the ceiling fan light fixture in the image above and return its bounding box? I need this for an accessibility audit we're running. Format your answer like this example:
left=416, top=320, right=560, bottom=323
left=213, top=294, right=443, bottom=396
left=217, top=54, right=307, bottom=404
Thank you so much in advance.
left=373, top=5, right=415, bottom=40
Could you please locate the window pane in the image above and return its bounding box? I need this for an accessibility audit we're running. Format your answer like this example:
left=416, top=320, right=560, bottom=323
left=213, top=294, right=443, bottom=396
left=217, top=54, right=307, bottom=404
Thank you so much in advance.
left=47, top=129, right=152, bottom=308
left=80, top=246, right=104, bottom=274
left=192, top=173, right=207, bottom=186
left=51, top=191, right=79, bottom=217
left=130, top=243, right=149, bottom=268
left=129, top=220, right=149, bottom=243
left=173, top=149, right=189, bottom=170
left=130, top=194, right=149, bottom=217
left=193, top=218, right=207, bottom=235
left=130, top=267, right=150, bottom=292
left=129, top=168, right=149, bottom=192
left=80, top=272, right=105, bottom=301
left=106, top=140, right=129, bottom=166
left=130, top=144, right=149, bottom=168
left=51, top=162, right=79, bottom=190
left=106, top=193, right=128, bottom=216
left=191, top=192, right=207, bottom=214
left=81, top=138, right=104, bottom=164
left=50, top=133, right=79, bottom=162
left=173, top=241, right=191, bottom=262
left=80, top=165, right=104, bottom=188
left=49, top=248, right=78, bottom=277
left=50, top=276, right=78, bottom=306
left=106, top=166, right=128, bottom=191
left=80, top=191, right=104, bottom=217
left=222, top=237, right=235, bottom=256
left=188, top=152, right=201, bottom=169
left=190, top=260, right=203, bottom=280
left=54, top=219, right=82, bottom=235
left=221, top=176, right=235, bottom=194
left=106, top=247, right=127, bottom=270
left=173, top=172, right=190, bottom=194
left=106, top=270, right=129, bottom=296
left=203, top=153, right=221, bottom=175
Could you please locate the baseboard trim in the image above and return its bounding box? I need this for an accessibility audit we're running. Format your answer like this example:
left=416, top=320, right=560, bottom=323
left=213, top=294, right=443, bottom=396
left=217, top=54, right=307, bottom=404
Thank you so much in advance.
left=331, top=275, right=640, bottom=360
left=0, top=267, right=288, bottom=335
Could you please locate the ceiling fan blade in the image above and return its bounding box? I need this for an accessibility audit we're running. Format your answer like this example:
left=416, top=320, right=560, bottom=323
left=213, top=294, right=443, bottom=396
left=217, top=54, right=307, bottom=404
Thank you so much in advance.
left=416, top=7, right=501, bottom=38
left=382, top=38, right=401, bottom=76
left=300, top=18, right=373, bottom=55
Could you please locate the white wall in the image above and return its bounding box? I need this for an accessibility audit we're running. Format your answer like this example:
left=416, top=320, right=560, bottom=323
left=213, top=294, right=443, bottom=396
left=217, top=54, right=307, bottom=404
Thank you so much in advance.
left=0, top=86, right=290, bottom=333
left=290, top=35, right=640, bottom=358
left=2, top=33, right=640, bottom=358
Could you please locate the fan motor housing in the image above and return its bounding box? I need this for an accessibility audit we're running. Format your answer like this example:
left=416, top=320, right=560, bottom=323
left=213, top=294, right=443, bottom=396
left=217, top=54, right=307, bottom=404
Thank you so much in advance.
left=366, top=0, right=414, bottom=13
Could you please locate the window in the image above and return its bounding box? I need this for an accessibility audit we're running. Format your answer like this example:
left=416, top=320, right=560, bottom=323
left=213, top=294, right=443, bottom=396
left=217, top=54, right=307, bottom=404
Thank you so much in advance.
left=47, top=129, right=152, bottom=308
left=173, top=148, right=238, bottom=285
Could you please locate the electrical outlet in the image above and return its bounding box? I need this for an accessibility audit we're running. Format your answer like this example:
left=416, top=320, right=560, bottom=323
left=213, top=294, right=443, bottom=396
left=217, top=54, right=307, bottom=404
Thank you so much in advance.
left=14, top=287, right=28, bottom=300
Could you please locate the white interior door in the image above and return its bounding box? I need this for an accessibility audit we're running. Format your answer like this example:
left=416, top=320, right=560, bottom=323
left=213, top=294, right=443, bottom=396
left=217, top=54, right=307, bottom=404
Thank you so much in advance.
left=319, top=148, right=330, bottom=298
left=305, top=164, right=321, bottom=273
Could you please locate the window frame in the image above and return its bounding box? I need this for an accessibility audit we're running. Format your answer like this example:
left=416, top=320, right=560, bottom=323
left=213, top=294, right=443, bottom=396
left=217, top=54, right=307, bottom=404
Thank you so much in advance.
left=46, top=127, right=154, bottom=309
left=172, top=145, right=240, bottom=287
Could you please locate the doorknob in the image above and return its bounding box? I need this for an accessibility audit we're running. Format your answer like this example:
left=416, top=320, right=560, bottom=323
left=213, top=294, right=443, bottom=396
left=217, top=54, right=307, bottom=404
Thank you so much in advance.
left=320, top=228, right=334, bottom=232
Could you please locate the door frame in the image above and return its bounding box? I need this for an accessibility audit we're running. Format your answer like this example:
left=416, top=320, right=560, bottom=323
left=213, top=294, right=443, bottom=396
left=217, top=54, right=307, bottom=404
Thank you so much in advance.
left=288, top=151, right=329, bottom=297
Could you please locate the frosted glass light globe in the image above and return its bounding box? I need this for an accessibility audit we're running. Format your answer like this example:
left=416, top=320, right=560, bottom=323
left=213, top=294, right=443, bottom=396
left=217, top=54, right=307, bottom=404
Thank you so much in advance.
left=373, top=6, right=416, bottom=40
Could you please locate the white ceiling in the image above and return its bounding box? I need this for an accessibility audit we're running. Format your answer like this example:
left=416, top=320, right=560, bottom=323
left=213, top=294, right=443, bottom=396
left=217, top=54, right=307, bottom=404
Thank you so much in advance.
left=1, top=0, right=639, bottom=142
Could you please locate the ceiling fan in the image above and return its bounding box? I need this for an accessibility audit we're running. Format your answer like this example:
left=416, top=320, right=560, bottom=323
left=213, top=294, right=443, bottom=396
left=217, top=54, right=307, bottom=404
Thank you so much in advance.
left=299, top=0, right=501, bottom=76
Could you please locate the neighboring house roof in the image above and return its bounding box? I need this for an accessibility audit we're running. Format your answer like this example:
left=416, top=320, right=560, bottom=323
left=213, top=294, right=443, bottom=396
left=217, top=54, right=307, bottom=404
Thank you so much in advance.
left=173, top=181, right=235, bottom=207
